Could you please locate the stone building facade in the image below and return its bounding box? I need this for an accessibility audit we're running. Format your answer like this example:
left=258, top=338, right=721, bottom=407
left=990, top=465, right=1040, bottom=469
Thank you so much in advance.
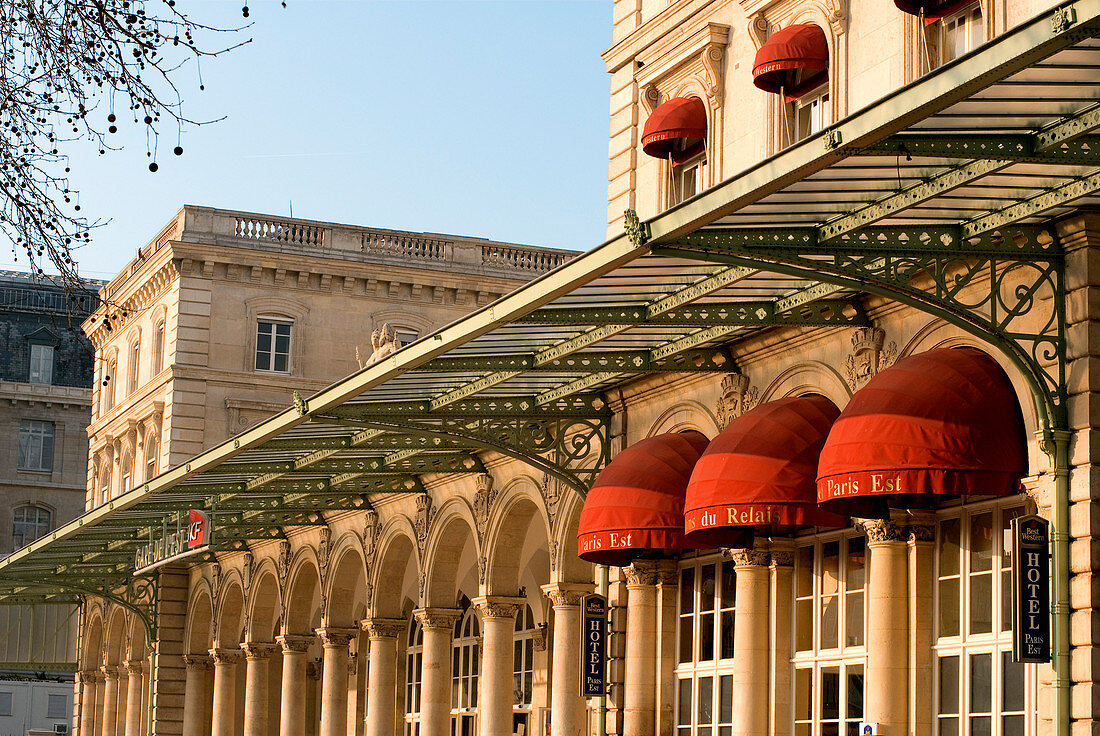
left=11, top=5, right=1100, bottom=736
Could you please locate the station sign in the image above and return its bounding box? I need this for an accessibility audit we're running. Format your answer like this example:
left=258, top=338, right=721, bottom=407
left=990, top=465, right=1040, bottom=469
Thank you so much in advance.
left=1011, top=514, right=1051, bottom=663
left=581, top=593, right=607, bottom=697
left=134, top=509, right=211, bottom=575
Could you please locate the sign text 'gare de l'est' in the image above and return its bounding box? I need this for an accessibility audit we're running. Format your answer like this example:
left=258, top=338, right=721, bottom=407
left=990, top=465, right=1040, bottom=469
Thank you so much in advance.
left=133, top=509, right=211, bottom=575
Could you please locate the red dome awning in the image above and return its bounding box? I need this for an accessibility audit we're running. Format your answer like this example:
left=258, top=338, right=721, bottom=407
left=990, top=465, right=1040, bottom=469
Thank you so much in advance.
left=641, top=97, right=708, bottom=162
left=752, top=24, right=829, bottom=101
left=578, top=430, right=711, bottom=566
left=895, top=0, right=977, bottom=25
left=817, top=347, right=1028, bottom=518
left=683, top=395, right=847, bottom=548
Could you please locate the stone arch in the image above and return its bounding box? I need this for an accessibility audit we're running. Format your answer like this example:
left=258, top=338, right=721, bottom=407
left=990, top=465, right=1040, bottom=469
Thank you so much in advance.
left=645, top=400, right=719, bottom=438
left=283, top=552, right=321, bottom=635
left=758, top=361, right=852, bottom=407
left=900, top=320, right=1043, bottom=471
left=126, top=615, right=147, bottom=662
left=485, top=478, right=552, bottom=596
left=82, top=608, right=104, bottom=668
left=423, top=501, right=479, bottom=608
left=246, top=563, right=282, bottom=642
left=185, top=585, right=214, bottom=655
left=215, top=579, right=245, bottom=648
left=551, top=491, right=593, bottom=585
left=325, top=535, right=368, bottom=627
left=371, top=520, right=419, bottom=619
left=104, top=606, right=128, bottom=665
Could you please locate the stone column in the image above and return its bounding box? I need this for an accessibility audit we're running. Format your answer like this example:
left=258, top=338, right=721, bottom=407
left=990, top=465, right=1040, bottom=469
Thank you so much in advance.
left=623, top=560, right=661, bottom=736
left=94, top=671, right=107, bottom=736
left=78, top=670, right=100, bottom=736
left=181, top=655, right=212, bottom=736
left=115, top=667, right=129, bottom=736
left=908, top=515, right=936, bottom=736
left=316, top=628, right=359, bottom=736
left=730, top=544, right=771, bottom=736
left=362, top=619, right=406, bottom=736
left=209, top=648, right=242, bottom=736
left=123, top=661, right=145, bottom=736
left=100, top=666, right=120, bottom=736
left=862, top=517, right=909, bottom=736
left=241, top=642, right=278, bottom=736
left=413, top=608, right=461, bottom=736
left=655, top=562, right=679, bottom=736
left=769, top=541, right=796, bottom=736
left=472, top=597, right=523, bottom=736
left=541, top=583, right=592, bottom=736
left=277, top=635, right=315, bottom=736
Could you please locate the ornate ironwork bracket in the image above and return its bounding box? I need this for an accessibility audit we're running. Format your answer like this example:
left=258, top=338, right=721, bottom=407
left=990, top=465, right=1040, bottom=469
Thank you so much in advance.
left=659, top=224, right=1066, bottom=429
left=0, top=575, right=159, bottom=643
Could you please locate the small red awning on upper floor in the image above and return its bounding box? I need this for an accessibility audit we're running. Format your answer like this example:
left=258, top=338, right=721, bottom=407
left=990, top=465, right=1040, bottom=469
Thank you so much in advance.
left=683, top=395, right=847, bottom=548
left=577, top=430, right=711, bottom=567
left=641, top=97, right=708, bottom=163
left=895, top=0, right=977, bottom=25
left=752, top=23, right=830, bottom=101
left=816, top=347, right=1028, bottom=518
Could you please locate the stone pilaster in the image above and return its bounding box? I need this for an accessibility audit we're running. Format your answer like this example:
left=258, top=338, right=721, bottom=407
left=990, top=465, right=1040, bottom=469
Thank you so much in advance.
left=542, top=583, right=593, bottom=736
left=180, top=655, right=211, bottom=736
left=413, top=608, right=461, bottom=736
left=208, top=649, right=242, bottom=736
left=315, top=628, right=358, bottom=736
left=472, top=598, right=523, bottom=736
left=769, top=540, right=796, bottom=736
left=908, top=513, right=936, bottom=736
left=240, top=642, right=278, bottom=736
left=153, top=566, right=190, bottom=736
left=123, top=661, right=145, bottom=736
left=859, top=516, right=909, bottom=736
left=78, top=670, right=101, bottom=736
left=623, top=560, right=661, bottom=736
left=655, top=562, right=679, bottom=736
left=361, top=619, right=406, bottom=736
left=729, top=542, right=771, bottom=736
left=277, top=635, right=314, bottom=736
left=100, top=665, right=120, bottom=736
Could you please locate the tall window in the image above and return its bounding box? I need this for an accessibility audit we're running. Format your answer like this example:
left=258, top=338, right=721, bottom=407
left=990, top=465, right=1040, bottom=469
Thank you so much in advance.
left=668, top=132, right=707, bottom=207
left=405, top=617, right=423, bottom=736
left=793, top=534, right=866, bottom=736
left=145, top=434, right=158, bottom=481
left=152, top=320, right=166, bottom=375
left=791, top=86, right=831, bottom=145
left=394, top=327, right=420, bottom=347
left=451, top=606, right=480, bottom=736
left=18, top=420, right=55, bottom=472
left=927, top=2, right=984, bottom=68
left=935, top=502, right=1031, bottom=736
left=28, top=344, right=54, bottom=385
left=676, top=556, right=736, bottom=736
left=514, top=603, right=537, bottom=726
left=128, top=340, right=141, bottom=394
left=120, top=452, right=134, bottom=494
left=255, top=319, right=292, bottom=373
left=103, top=358, right=117, bottom=412
left=13, top=505, right=51, bottom=549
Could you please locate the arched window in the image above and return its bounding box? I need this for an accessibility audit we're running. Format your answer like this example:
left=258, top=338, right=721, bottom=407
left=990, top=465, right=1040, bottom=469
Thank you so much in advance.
left=103, top=358, right=117, bottom=412
left=405, top=616, right=423, bottom=736
left=145, top=434, right=158, bottom=482
left=452, top=605, right=480, bottom=734
left=120, top=451, right=134, bottom=496
left=513, top=604, right=537, bottom=722
left=13, top=505, right=51, bottom=549
left=152, top=320, right=166, bottom=375
left=98, top=467, right=111, bottom=507
left=128, top=339, right=141, bottom=394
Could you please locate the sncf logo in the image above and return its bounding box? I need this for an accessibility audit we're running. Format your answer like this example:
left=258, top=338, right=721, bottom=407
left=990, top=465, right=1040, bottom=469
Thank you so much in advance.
left=187, top=509, right=209, bottom=548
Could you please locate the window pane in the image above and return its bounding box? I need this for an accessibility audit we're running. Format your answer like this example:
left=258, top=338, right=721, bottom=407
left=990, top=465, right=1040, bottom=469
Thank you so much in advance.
left=1003, top=716, right=1024, bottom=736
left=700, top=612, right=715, bottom=661
left=678, top=679, right=692, bottom=725
left=823, top=542, right=840, bottom=595
left=679, top=617, right=694, bottom=664
left=940, top=519, right=961, bottom=576
left=1002, top=652, right=1025, bottom=711
left=938, top=656, right=960, bottom=715
left=969, top=653, right=992, bottom=713
left=795, top=668, right=812, bottom=720
left=847, top=665, right=864, bottom=718
left=719, top=675, right=733, bottom=723
left=847, top=537, right=865, bottom=590
left=698, top=676, right=713, bottom=724
left=822, top=595, right=839, bottom=649
left=822, top=667, right=840, bottom=720
left=680, top=568, right=695, bottom=614
left=701, top=564, right=716, bottom=611
left=938, top=719, right=959, bottom=736
left=970, top=573, right=993, bottom=634
left=796, top=599, right=813, bottom=651
left=274, top=352, right=289, bottom=372
left=719, top=611, right=735, bottom=660
left=939, top=578, right=960, bottom=637
left=970, top=513, right=994, bottom=572
left=846, top=592, right=864, bottom=647
left=796, top=546, right=814, bottom=596
left=970, top=717, right=991, bottom=736
left=720, top=561, right=736, bottom=609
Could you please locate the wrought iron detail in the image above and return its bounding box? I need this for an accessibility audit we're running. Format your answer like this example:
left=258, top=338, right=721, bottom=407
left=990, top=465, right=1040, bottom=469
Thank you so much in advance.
left=624, top=209, right=649, bottom=247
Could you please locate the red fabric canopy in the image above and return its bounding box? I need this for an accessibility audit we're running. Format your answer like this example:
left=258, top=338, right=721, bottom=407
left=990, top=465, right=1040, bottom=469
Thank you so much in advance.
left=817, top=347, right=1028, bottom=518
left=683, top=395, right=847, bottom=548
left=578, top=430, right=711, bottom=566
left=752, top=24, right=829, bottom=101
left=641, top=97, right=708, bottom=162
left=895, top=0, right=976, bottom=25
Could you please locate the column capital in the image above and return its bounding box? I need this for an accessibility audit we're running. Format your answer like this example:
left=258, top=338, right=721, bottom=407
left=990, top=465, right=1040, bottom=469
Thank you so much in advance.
left=209, top=647, right=243, bottom=665
left=413, top=607, right=461, bottom=630
left=360, top=617, right=407, bottom=639
left=124, top=660, right=145, bottom=675
left=540, top=582, right=593, bottom=608
left=623, top=558, right=662, bottom=587
left=182, top=653, right=213, bottom=671
left=315, top=626, right=358, bottom=647
left=277, top=634, right=315, bottom=653
left=724, top=539, right=771, bottom=568
left=100, top=664, right=119, bottom=679
left=240, top=641, right=279, bottom=659
left=78, top=669, right=100, bottom=683
left=906, top=510, right=938, bottom=544
left=769, top=538, right=797, bottom=567
left=471, top=596, right=525, bottom=620
left=856, top=516, right=909, bottom=544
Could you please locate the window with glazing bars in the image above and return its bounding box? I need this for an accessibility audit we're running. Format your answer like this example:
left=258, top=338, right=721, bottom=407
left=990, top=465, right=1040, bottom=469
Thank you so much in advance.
left=676, top=557, right=736, bottom=736
left=255, top=319, right=292, bottom=372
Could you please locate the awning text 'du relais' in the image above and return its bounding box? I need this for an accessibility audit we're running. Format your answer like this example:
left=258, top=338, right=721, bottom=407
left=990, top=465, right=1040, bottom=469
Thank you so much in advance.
left=577, top=431, right=710, bottom=567
left=816, top=347, right=1029, bottom=518
left=683, top=395, right=846, bottom=549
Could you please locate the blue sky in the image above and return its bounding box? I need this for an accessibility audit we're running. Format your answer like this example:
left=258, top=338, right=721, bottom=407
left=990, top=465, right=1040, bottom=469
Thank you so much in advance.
left=19, top=0, right=614, bottom=279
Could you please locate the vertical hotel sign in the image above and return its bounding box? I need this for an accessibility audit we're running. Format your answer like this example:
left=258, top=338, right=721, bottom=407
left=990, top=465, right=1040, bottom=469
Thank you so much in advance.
left=582, top=594, right=607, bottom=696
left=1011, top=514, right=1051, bottom=663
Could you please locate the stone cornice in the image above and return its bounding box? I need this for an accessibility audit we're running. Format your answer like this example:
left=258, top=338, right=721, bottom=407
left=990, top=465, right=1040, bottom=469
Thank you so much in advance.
left=85, top=254, right=177, bottom=347
left=603, top=0, right=730, bottom=72
left=0, top=380, right=92, bottom=409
